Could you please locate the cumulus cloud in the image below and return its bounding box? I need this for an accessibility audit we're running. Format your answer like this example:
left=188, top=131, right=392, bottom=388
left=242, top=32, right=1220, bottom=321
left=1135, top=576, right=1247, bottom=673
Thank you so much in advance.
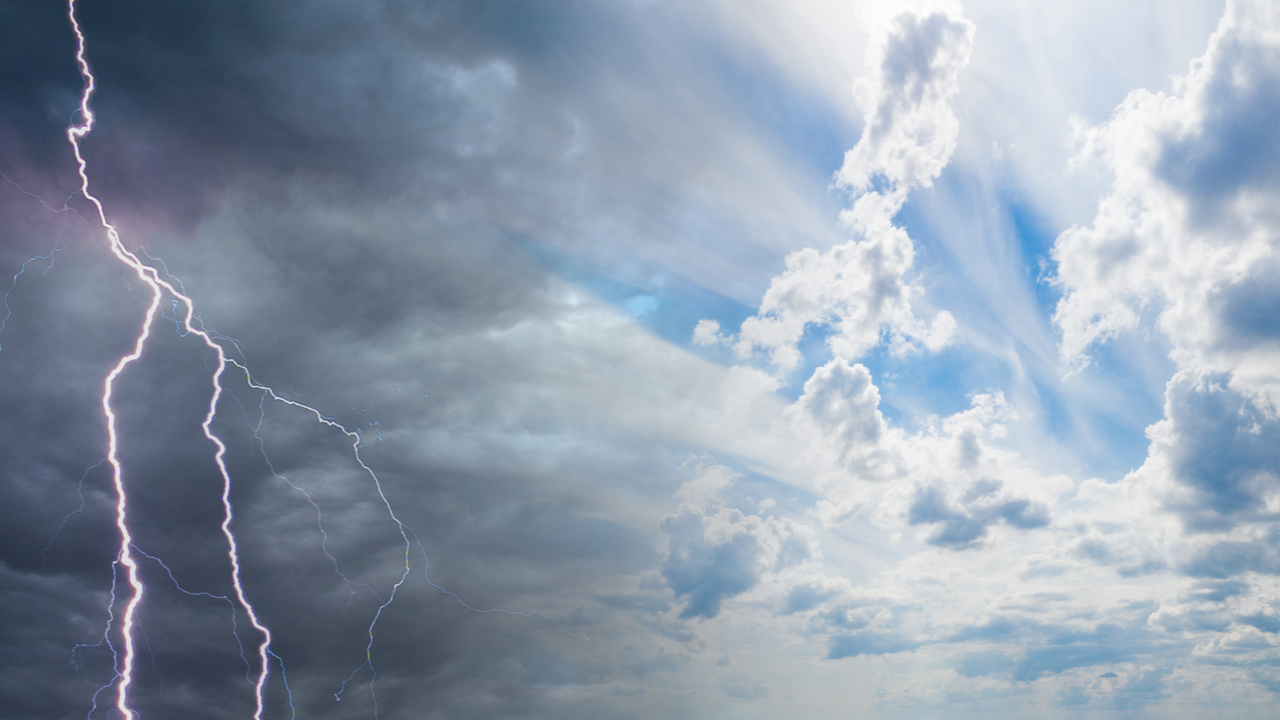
left=1054, top=0, right=1280, bottom=405
left=660, top=463, right=819, bottom=619
left=905, top=478, right=1050, bottom=550
left=837, top=1, right=975, bottom=193
left=1052, top=2, right=1280, bottom=605
left=783, top=357, right=1057, bottom=543
left=787, top=359, right=904, bottom=485
left=1133, top=369, right=1280, bottom=532
left=701, top=2, right=971, bottom=371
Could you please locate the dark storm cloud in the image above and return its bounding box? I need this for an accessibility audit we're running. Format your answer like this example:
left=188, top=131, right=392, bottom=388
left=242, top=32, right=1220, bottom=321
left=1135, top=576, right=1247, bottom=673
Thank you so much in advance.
left=0, top=1, right=798, bottom=717
left=2, top=0, right=837, bottom=305
left=0, top=1, right=85, bottom=167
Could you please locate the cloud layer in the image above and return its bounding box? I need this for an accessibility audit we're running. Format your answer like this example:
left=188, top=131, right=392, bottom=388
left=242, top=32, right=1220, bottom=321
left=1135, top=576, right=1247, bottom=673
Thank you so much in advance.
left=3, top=0, right=1280, bottom=718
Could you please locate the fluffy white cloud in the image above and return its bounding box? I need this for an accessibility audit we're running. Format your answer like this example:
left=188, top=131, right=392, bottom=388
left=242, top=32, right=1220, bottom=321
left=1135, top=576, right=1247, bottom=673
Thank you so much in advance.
left=1051, top=2, right=1280, bottom=598
left=837, top=1, right=975, bottom=193
left=704, top=2, right=971, bottom=371
left=663, top=4, right=1280, bottom=710
left=1054, top=0, right=1280, bottom=406
left=788, top=359, right=904, bottom=485
left=1127, top=370, right=1280, bottom=534
left=782, top=357, right=1061, bottom=549
left=660, top=462, right=821, bottom=620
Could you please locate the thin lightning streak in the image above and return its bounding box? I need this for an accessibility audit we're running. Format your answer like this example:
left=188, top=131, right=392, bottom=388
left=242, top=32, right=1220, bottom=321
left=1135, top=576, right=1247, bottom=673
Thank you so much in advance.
left=407, top=528, right=589, bottom=640
left=0, top=168, right=93, bottom=222
left=130, top=545, right=255, bottom=681
left=237, top=390, right=378, bottom=603
left=72, top=562, right=121, bottom=720
left=39, top=459, right=107, bottom=570
left=65, top=2, right=273, bottom=717
left=134, top=625, right=166, bottom=704
left=0, top=246, right=66, bottom=352
left=228, top=362, right=587, bottom=712
left=225, top=360, right=413, bottom=716
left=241, top=382, right=587, bottom=631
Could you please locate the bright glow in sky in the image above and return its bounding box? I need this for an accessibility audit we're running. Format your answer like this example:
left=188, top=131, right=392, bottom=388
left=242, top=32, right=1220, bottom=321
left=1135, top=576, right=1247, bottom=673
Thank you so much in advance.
left=6, top=0, right=1280, bottom=717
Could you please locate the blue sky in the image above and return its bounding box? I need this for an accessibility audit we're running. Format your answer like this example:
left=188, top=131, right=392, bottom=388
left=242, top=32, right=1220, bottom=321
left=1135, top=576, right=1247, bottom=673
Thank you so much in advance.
left=6, top=0, right=1280, bottom=718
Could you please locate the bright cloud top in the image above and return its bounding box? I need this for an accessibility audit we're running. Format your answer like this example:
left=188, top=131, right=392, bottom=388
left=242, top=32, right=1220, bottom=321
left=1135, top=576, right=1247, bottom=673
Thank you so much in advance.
left=697, top=1, right=968, bottom=371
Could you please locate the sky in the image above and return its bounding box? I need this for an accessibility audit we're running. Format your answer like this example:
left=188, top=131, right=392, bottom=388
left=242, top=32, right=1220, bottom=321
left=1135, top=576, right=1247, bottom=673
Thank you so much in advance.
left=2, top=0, right=1279, bottom=717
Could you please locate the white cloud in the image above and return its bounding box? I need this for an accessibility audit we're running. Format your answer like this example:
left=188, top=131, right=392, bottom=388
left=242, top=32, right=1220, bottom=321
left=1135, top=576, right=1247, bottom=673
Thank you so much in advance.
left=659, top=462, right=821, bottom=620
left=701, top=2, right=972, bottom=371
left=787, top=358, right=904, bottom=485
left=691, top=318, right=726, bottom=347
left=1047, top=3, right=1280, bottom=606
left=1127, top=369, right=1280, bottom=534
left=1053, top=0, right=1280, bottom=406
left=837, top=0, right=974, bottom=193
left=781, top=356, right=1065, bottom=551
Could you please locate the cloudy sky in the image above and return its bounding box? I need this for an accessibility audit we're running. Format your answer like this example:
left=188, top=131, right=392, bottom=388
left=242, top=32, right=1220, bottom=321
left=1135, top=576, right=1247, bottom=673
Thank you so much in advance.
left=3, top=0, right=1279, bottom=717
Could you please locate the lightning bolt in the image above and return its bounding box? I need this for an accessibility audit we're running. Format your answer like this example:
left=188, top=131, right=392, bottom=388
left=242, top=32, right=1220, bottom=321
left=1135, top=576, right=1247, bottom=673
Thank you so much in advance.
left=65, top=1, right=272, bottom=717
left=59, top=4, right=584, bottom=716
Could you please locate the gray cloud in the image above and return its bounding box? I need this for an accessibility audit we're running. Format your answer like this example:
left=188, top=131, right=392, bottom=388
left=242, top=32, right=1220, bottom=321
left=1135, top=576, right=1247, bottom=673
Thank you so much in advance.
left=1149, top=370, right=1280, bottom=532
left=827, top=630, right=919, bottom=660
left=2, top=1, right=824, bottom=716
left=1182, top=528, right=1280, bottom=578
left=906, top=479, right=1050, bottom=550
left=1155, top=25, right=1280, bottom=221
left=660, top=510, right=764, bottom=620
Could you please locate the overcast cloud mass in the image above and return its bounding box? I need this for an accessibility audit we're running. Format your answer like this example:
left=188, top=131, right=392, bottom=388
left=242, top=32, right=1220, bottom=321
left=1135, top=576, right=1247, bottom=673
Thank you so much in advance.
left=5, top=0, right=1280, bottom=717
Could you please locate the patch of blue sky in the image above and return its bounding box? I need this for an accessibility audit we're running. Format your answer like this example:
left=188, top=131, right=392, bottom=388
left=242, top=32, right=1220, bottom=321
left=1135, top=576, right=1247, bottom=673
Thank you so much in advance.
left=866, top=342, right=1010, bottom=431
left=896, top=168, right=1060, bottom=329
left=1067, top=330, right=1175, bottom=479
left=1003, top=196, right=1064, bottom=313
left=885, top=193, right=1043, bottom=419
left=895, top=165, right=1169, bottom=477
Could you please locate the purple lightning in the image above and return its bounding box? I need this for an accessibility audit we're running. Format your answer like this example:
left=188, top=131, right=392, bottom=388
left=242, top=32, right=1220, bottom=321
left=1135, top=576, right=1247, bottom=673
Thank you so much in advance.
left=59, top=3, right=584, bottom=715
left=65, top=1, right=273, bottom=718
